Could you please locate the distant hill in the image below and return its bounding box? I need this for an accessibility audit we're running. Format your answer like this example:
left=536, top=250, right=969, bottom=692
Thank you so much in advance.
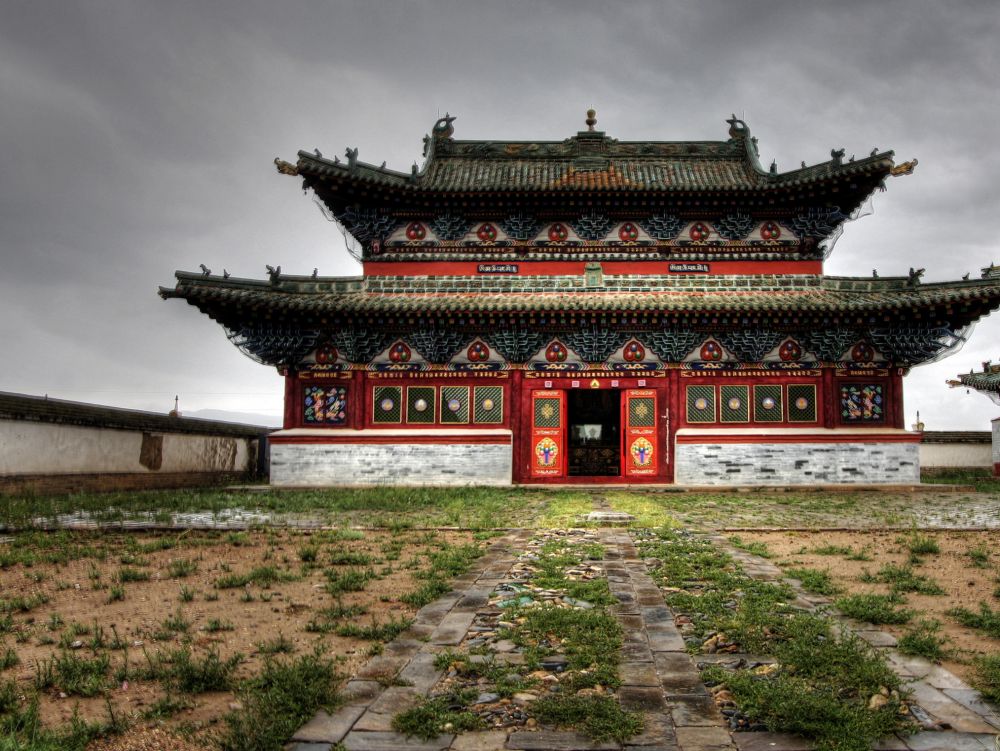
left=185, top=409, right=282, bottom=428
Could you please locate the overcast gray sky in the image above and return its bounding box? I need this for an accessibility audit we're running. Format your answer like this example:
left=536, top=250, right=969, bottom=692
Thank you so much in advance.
left=2, top=0, right=998, bottom=428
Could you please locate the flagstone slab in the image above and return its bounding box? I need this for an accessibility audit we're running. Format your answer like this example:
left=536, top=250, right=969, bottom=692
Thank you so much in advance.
left=673, top=725, right=734, bottom=750
left=730, top=732, right=814, bottom=750
left=450, top=730, right=512, bottom=750
left=505, top=730, right=621, bottom=750
left=668, top=694, right=723, bottom=727
left=343, top=731, right=454, bottom=751
left=292, top=705, right=366, bottom=743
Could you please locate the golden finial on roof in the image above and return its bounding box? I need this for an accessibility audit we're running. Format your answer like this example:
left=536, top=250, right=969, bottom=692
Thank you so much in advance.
left=585, top=109, right=597, bottom=131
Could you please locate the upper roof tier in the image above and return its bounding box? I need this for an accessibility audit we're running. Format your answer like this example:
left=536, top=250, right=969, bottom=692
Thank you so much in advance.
left=285, top=114, right=899, bottom=208
left=279, top=113, right=909, bottom=261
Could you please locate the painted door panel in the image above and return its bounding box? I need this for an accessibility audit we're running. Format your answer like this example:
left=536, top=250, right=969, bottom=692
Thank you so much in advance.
left=530, top=390, right=565, bottom=477
left=622, top=389, right=657, bottom=477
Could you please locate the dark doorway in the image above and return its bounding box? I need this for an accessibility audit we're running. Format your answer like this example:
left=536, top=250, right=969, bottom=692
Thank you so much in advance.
left=567, top=390, right=620, bottom=476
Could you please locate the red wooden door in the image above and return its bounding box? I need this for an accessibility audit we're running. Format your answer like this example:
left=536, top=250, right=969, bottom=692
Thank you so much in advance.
left=530, top=390, right=565, bottom=477
left=622, top=389, right=657, bottom=477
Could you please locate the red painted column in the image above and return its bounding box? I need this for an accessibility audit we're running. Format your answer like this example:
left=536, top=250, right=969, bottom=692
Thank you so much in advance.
left=510, top=370, right=524, bottom=483
left=822, top=367, right=837, bottom=428
left=352, top=370, right=366, bottom=430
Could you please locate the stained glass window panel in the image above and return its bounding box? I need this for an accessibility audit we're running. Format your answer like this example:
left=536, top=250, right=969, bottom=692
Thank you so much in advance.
left=303, top=386, right=348, bottom=425
left=840, top=383, right=884, bottom=422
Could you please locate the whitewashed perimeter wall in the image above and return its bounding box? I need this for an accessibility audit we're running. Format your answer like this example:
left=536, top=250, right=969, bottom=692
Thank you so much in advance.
left=675, top=442, right=920, bottom=485
left=993, top=421, right=1000, bottom=467
left=919, top=443, right=991, bottom=469
left=270, top=443, right=512, bottom=486
left=0, top=419, right=254, bottom=475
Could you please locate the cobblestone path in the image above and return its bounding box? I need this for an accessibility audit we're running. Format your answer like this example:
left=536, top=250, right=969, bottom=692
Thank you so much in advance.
left=288, top=518, right=1000, bottom=751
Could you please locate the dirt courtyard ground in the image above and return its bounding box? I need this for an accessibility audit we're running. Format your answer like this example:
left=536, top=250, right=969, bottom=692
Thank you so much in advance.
left=0, top=526, right=478, bottom=748
left=733, top=529, right=1000, bottom=684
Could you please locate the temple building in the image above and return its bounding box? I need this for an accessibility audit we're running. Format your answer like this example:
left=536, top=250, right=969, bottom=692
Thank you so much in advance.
left=161, top=112, right=1000, bottom=486
left=948, top=348, right=1000, bottom=476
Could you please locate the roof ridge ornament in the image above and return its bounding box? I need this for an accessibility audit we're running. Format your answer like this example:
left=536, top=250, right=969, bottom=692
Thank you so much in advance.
left=726, top=115, right=749, bottom=140
left=432, top=113, right=456, bottom=140
left=274, top=157, right=298, bottom=176
left=890, top=158, right=918, bottom=176
left=585, top=108, right=597, bottom=132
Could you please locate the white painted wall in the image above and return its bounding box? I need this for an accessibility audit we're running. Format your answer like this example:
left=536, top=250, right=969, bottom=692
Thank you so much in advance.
left=270, top=441, right=512, bottom=486
left=919, top=443, right=992, bottom=468
left=0, top=418, right=254, bottom=475
left=675, top=440, right=920, bottom=486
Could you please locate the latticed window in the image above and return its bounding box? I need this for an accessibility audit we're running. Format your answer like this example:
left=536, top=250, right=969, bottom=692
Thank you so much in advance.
left=373, top=386, right=402, bottom=423
left=629, top=396, right=655, bottom=427
left=441, top=386, right=470, bottom=424
left=534, top=397, right=561, bottom=428
left=406, top=386, right=436, bottom=423
left=720, top=385, right=749, bottom=423
left=473, top=386, right=504, bottom=424
left=788, top=384, right=818, bottom=422
left=686, top=385, right=716, bottom=423
left=753, top=385, right=783, bottom=422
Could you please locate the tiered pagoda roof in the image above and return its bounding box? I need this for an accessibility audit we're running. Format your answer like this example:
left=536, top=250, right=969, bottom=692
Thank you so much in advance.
left=288, top=115, right=895, bottom=213
left=165, top=271, right=1000, bottom=319
left=163, top=114, right=1000, bottom=370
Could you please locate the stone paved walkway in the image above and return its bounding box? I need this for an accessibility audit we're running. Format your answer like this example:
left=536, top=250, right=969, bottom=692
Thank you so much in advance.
left=287, top=521, right=1000, bottom=751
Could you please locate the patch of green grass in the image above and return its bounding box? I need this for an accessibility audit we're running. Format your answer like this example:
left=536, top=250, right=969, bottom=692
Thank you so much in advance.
left=178, top=585, right=195, bottom=602
left=392, top=693, right=483, bottom=740
left=115, top=567, right=149, bottom=584
left=0, top=677, right=124, bottom=751
left=835, top=594, right=912, bottom=625
left=297, top=544, right=319, bottom=563
left=142, top=694, right=193, bottom=720
left=859, top=564, right=944, bottom=595
left=533, top=694, right=643, bottom=742
left=256, top=634, right=296, bottom=655
left=204, top=618, right=234, bottom=633
left=967, top=545, right=990, bottom=568
left=35, top=651, right=110, bottom=697
left=323, top=567, right=375, bottom=596
left=728, top=536, right=771, bottom=558
left=897, top=619, right=947, bottom=661
left=905, top=532, right=940, bottom=557
left=947, top=602, right=1000, bottom=637
left=0, top=646, right=20, bottom=670
left=327, top=550, right=374, bottom=566
left=219, top=651, right=341, bottom=751
left=106, top=585, right=125, bottom=603
left=215, top=565, right=299, bottom=589
left=165, top=646, right=242, bottom=693
left=333, top=615, right=412, bottom=642
left=167, top=559, right=198, bottom=578
left=971, top=653, right=1000, bottom=704
left=786, top=567, right=841, bottom=596
left=400, top=578, right=451, bottom=608
left=0, top=592, right=49, bottom=614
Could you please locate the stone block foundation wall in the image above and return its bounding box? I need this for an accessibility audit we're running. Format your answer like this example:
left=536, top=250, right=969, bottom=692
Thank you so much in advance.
left=675, top=439, right=920, bottom=486
left=269, top=430, right=513, bottom=486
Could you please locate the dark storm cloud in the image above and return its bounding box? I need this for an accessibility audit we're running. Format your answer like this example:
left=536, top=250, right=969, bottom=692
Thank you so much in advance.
left=1, top=0, right=998, bottom=427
